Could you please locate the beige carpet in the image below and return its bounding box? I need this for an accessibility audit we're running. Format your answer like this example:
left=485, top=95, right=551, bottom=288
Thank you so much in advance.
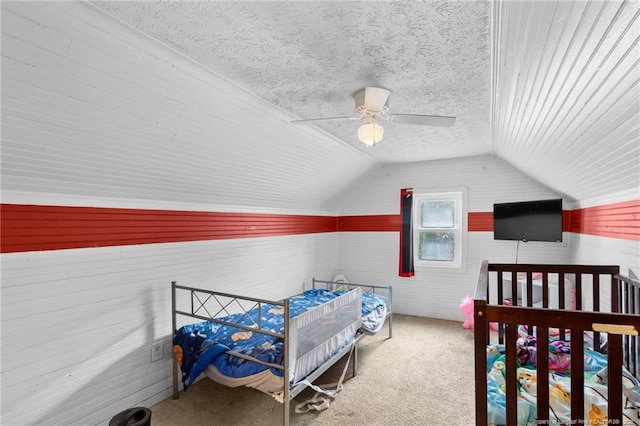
left=149, top=314, right=475, bottom=425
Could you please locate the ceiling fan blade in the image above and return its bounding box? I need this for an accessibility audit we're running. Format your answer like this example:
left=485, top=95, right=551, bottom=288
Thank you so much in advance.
left=387, top=114, right=456, bottom=127
left=363, top=87, right=391, bottom=111
left=291, top=116, right=360, bottom=124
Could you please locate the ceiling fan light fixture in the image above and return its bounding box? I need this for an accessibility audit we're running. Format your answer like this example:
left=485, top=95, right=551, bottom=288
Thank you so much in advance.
left=358, top=123, right=384, bottom=146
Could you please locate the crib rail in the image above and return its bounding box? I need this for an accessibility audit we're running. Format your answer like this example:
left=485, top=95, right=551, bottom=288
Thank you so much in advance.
left=485, top=263, right=620, bottom=349
left=474, top=261, right=640, bottom=425
left=616, top=274, right=640, bottom=378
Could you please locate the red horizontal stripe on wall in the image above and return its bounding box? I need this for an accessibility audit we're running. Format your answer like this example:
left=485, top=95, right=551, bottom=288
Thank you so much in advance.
left=563, top=210, right=571, bottom=232
left=1, top=204, right=338, bottom=253
left=468, top=212, right=493, bottom=231
left=2, top=200, right=637, bottom=253
left=467, top=211, right=571, bottom=232
left=568, top=200, right=640, bottom=241
left=338, top=215, right=401, bottom=232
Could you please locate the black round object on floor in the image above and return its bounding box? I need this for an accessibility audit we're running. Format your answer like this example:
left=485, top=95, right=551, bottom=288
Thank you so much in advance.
left=109, top=407, right=151, bottom=426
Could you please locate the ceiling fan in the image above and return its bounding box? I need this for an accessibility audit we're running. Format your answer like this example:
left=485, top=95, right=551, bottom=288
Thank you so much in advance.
left=291, top=87, right=456, bottom=146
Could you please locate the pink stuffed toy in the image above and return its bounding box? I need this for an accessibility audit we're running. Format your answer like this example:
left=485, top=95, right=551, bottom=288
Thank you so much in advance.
left=460, top=295, right=474, bottom=329
left=460, top=295, right=499, bottom=330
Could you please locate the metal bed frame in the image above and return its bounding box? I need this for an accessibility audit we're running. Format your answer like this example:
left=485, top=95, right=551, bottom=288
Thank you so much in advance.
left=171, top=278, right=393, bottom=426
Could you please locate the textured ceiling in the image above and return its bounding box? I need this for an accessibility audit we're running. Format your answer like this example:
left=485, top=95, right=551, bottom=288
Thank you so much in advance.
left=93, top=0, right=492, bottom=163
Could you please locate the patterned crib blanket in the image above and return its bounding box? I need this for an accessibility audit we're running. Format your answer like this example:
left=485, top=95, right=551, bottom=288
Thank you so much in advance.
left=173, top=288, right=386, bottom=390
left=486, top=337, right=640, bottom=425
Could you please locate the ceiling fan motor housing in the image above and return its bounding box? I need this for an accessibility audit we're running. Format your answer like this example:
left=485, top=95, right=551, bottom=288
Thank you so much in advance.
left=354, top=87, right=390, bottom=117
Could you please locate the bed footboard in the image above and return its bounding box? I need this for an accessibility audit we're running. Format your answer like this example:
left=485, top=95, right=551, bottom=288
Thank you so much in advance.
left=473, top=261, right=640, bottom=425
left=171, top=283, right=291, bottom=399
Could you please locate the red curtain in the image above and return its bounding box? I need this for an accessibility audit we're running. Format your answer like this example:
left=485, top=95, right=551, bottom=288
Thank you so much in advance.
left=399, top=188, right=414, bottom=277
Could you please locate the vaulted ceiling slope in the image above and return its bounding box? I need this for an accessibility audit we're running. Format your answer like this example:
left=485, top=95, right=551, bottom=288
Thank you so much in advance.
left=0, top=1, right=377, bottom=213
left=491, top=0, right=639, bottom=203
left=93, top=0, right=639, bottom=204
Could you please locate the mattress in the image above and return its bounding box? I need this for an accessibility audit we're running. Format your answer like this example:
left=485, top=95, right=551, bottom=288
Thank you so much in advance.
left=173, top=288, right=387, bottom=393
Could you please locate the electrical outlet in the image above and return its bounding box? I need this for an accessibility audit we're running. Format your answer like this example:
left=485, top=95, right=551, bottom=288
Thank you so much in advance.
left=151, top=342, right=163, bottom=362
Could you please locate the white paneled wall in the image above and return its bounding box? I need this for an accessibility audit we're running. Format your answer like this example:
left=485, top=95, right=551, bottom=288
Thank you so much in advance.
left=1, top=230, right=338, bottom=425
left=575, top=232, right=638, bottom=280
left=567, top=190, right=639, bottom=287
left=338, top=154, right=563, bottom=215
left=0, top=2, right=354, bottom=424
left=566, top=233, right=638, bottom=312
left=337, top=155, right=569, bottom=320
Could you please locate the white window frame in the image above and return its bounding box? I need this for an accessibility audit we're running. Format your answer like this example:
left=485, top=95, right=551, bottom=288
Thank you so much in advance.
left=413, top=191, right=466, bottom=269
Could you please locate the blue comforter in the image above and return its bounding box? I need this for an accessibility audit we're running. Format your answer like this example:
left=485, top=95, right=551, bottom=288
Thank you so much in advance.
left=173, top=289, right=386, bottom=390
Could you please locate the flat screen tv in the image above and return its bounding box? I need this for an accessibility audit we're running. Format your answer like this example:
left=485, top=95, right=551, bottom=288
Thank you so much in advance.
left=493, top=198, right=563, bottom=242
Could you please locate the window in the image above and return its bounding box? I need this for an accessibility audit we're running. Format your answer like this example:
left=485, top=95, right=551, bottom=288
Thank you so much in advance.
left=413, top=192, right=464, bottom=268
